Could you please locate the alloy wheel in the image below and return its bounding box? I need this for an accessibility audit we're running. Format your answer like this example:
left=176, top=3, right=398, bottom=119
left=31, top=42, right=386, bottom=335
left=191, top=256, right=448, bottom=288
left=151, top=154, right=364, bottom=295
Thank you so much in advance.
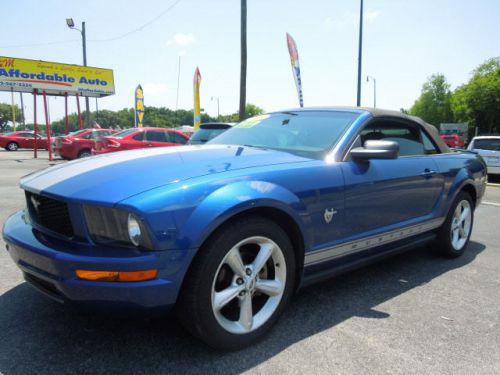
left=211, top=236, right=286, bottom=334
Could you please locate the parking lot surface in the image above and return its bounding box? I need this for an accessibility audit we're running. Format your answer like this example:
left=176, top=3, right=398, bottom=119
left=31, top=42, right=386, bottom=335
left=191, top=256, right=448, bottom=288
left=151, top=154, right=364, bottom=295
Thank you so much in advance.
left=0, top=150, right=499, bottom=375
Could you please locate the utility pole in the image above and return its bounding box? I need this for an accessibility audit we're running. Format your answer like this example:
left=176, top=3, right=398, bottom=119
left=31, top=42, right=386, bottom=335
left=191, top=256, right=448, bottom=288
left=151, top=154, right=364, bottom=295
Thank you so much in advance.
left=356, top=0, right=364, bottom=107
left=239, top=0, right=247, bottom=121
left=82, top=22, right=90, bottom=127
left=19, top=93, right=26, bottom=129
left=67, top=18, right=90, bottom=127
left=176, top=55, right=181, bottom=110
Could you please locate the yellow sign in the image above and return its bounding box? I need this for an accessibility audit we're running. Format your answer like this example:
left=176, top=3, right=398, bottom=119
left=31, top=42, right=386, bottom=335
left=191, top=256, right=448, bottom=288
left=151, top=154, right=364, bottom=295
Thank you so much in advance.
left=135, top=84, right=144, bottom=128
left=193, top=67, right=201, bottom=130
left=0, top=56, right=115, bottom=97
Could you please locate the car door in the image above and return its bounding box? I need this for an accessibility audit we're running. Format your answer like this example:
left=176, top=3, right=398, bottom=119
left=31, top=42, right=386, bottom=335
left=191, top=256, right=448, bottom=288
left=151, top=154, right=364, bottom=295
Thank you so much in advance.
left=340, top=118, right=444, bottom=239
left=145, top=130, right=173, bottom=147
left=16, top=133, right=33, bottom=148
left=170, top=131, right=188, bottom=145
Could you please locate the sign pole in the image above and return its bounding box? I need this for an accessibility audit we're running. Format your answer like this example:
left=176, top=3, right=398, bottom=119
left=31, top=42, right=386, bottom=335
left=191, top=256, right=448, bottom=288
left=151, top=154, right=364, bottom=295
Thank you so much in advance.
left=65, top=93, right=69, bottom=134
left=42, top=91, right=53, bottom=161
left=33, top=90, right=38, bottom=159
left=76, top=94, right=83, bottom=130
left=11, top=89, right=17, bottom=131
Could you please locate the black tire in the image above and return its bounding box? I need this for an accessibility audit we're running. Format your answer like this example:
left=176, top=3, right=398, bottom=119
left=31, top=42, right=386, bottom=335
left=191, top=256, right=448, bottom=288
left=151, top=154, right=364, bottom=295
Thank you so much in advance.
left=176, top=215, right=296, bottom=350
left=6, top=142, right=18, bottom=151
left=434, top=191, right=474, bottom=258
left=78, top=149, right=92, bottom=158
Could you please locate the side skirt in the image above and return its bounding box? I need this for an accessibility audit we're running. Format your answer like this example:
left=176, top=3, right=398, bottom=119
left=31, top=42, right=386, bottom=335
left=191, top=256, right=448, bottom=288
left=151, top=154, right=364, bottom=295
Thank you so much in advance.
left=299, top=232, right=436, bottom=288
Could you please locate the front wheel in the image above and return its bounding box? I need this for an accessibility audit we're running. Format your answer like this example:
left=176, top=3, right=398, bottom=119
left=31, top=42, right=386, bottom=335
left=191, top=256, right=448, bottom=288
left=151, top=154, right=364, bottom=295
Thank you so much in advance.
left=6, top=142, right=18, bottom=151
left=177, top=216, right=296, bottom=350
left=434, top=191, right=474, bottom=258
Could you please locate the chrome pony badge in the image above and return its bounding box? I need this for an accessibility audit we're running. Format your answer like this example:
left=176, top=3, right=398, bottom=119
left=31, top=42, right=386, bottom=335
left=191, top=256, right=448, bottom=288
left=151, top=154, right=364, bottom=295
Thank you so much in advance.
left=324, top=208, right=337, bottom=224
left=30, top=195, right=41, bottom=213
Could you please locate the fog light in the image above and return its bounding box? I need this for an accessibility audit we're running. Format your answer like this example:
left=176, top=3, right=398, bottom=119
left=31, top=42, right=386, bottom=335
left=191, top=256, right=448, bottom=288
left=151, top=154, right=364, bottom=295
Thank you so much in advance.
left=76, top=269, right=158, bottom=282
left=128, top=214, right=142, bottom=246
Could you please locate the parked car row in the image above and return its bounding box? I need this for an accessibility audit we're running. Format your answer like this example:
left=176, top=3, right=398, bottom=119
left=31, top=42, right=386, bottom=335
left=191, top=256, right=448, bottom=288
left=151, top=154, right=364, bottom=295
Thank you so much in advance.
left=2, top=124, right=233, bottom=160
left=0, top=131, right=49, bottom=151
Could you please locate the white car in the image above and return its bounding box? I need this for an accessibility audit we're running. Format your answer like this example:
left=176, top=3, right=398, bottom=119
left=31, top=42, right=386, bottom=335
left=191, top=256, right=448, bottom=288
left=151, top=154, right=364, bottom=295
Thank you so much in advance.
left=468, top=136, right=500, bottom=175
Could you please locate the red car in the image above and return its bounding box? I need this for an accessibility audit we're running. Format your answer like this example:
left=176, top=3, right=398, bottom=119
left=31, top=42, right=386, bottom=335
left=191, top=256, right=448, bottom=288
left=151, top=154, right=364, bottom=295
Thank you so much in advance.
left=93, top=127, right=189, bottom=155
left=0, top=131, right=48, bottom=151
left=54, top=128, right=118, bottom=160
left=440, top=134, right=465, bottom=148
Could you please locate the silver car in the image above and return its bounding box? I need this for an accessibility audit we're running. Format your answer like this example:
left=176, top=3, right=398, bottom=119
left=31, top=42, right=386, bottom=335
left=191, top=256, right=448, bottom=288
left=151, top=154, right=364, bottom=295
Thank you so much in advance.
left=468, top=136, right=500, bottom=175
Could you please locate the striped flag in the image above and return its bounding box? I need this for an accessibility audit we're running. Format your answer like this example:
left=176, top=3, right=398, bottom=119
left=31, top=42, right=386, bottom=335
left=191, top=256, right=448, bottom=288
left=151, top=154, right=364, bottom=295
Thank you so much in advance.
left=286, top=33, right=304, bottom=107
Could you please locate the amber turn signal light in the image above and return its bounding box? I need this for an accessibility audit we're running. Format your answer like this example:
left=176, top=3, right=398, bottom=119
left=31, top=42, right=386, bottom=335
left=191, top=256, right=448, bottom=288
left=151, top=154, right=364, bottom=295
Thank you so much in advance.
left=75, top=269, right=158, bottom=282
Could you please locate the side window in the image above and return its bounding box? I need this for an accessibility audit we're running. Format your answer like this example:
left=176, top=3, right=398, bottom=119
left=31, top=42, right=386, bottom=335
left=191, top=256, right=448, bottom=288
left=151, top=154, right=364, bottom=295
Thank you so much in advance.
left=171, top=132, right=187, bottom=144
left=360, top=121, right=425, bottom=157
left=421, top=131, right=439, bottom=154
left=17, top=133, right=33, bottom=138
left=133, top=132, right=144, bottom=141
left=82, top=132, right=93, bottom=139
left=146, top=131, right=168, bottom=143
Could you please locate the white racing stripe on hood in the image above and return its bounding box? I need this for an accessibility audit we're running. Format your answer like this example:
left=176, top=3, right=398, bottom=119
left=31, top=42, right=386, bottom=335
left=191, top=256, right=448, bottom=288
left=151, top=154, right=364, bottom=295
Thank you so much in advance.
left=21, top=145, right=226, bottom=193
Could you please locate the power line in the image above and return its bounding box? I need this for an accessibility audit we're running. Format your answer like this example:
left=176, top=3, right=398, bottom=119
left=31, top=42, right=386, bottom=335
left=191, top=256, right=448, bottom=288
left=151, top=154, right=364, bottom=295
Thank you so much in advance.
left=89, top=0, right=184, bottom=42
left=0, top=0, right=184, bottom=49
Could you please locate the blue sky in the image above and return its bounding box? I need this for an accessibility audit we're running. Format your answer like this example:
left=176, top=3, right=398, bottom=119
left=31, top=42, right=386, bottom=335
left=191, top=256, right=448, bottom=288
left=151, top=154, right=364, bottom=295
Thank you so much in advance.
left=1, top=0, right=499, bottom=124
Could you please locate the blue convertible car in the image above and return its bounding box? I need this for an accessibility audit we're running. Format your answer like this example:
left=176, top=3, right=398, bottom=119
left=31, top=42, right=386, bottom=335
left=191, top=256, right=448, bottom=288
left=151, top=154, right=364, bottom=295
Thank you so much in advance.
left=3, top=108, right=486, bottom=349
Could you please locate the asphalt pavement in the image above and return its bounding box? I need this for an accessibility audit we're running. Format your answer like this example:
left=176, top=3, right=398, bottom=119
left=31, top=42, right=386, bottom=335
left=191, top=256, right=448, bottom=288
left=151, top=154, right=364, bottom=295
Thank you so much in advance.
left=0, top=150, right=499, bottom=375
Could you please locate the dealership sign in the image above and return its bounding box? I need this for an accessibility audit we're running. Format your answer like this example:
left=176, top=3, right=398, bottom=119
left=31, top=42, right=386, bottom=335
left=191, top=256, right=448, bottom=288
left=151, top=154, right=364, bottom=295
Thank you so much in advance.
left=0, top=56, right=115, bottom=97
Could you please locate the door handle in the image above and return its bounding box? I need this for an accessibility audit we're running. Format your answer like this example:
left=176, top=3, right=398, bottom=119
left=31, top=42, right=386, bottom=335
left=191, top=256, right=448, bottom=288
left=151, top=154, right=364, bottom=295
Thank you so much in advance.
left=420, top=168, right=437, bottom=177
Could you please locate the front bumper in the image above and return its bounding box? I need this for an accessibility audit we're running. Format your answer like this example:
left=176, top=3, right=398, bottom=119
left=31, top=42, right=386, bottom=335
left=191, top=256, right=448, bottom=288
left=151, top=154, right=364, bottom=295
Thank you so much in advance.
left=486, top=165, right=500, bottom=175
left=3, top=210, right=192, bottom=310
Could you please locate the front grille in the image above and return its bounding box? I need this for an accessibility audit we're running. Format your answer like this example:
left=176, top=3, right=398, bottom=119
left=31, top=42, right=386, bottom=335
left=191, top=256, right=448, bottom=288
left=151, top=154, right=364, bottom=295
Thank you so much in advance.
left=26, top=191, right=74, bottom=237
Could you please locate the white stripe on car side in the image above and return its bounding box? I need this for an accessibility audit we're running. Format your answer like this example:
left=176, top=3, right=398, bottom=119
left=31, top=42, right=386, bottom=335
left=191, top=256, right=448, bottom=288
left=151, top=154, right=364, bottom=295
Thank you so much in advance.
left=304, top=217, right=445, bottom=266
left=20, top=145, right=227, bottom=193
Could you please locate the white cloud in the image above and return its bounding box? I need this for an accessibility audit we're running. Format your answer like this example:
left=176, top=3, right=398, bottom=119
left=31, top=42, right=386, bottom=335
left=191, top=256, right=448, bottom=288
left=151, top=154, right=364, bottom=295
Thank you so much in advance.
left=323, top=10, right=380, bottom=29
left=142, top=83, right=168, bottom=95
left=366, top=10, right=381, bottom=22
left=170, top=32, right=195, bottom=46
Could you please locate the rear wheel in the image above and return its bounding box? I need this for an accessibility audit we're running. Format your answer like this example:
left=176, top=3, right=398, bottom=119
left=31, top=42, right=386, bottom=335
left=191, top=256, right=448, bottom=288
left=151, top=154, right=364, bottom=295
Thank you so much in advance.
left=6, top=142, right=18, bottom=151
left=435, top=191, right=474, bottom=258
left=177, top=216, right=296, bottom=350
left=78, top=149, right=92, bottom=158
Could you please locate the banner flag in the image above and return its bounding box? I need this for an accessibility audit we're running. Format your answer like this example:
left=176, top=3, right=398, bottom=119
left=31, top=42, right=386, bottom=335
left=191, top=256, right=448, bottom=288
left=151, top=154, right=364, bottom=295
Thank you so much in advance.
left=286, top=33, right=304, bottom=107
left=193, top=67, right=202, bottom=129
left=135, top=84, right=144, bottom=128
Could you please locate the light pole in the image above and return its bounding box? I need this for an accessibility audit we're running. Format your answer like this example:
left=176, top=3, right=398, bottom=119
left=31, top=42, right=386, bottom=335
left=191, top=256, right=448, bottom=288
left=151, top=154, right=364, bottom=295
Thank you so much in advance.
left=66, top=18, right=90, bottom=128
left=356, top=0, right=364, bottom=106
left=366, top=75, right=376, bottom=108
left=211, top=96, right=220, bottom=120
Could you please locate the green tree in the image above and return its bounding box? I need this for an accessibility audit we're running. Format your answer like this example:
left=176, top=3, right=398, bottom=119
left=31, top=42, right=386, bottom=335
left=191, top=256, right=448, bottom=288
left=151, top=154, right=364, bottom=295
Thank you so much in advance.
left=0, top=103, right=23, bottom=132
left=220, top=103, right=264, bottom=122
left=410, top=74, right=454, bottom=126
left=452, top=57, right=500, bottom=134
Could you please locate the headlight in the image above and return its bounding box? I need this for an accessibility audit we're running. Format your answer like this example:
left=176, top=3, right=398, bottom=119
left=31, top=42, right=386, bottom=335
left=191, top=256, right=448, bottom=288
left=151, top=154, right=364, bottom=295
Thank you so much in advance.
left=128, top=214, right=142, bottom=246
left=83, top=205, right=153, bottom=249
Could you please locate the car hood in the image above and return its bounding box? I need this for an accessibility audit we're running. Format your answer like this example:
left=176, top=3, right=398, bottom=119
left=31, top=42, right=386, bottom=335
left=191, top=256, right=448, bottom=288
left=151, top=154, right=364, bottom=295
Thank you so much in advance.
left=20, top=145, right=311, bottom=206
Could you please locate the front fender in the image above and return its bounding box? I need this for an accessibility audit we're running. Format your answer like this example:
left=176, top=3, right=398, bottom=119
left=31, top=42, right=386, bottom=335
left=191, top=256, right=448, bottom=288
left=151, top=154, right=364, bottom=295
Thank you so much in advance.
left=177, top=180, right=310, bottom=251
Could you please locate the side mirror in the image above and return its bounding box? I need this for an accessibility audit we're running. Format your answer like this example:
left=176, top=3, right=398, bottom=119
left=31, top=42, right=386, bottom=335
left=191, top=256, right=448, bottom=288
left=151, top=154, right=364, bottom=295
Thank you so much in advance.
left=350, top=140, right=399, bottom=160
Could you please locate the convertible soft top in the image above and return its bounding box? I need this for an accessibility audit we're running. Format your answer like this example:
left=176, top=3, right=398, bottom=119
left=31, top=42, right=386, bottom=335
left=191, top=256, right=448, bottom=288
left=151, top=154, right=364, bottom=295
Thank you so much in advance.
left=273, top=107, right=451, bottom=154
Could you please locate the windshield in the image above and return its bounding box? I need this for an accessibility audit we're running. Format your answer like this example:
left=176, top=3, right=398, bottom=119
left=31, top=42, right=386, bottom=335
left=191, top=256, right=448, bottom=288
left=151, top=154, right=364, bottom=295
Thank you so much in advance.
left=67, top=129, right=88, bottom=137
left=189, top=127, right=229, bottom=144
left=209, top=111, right=359, bottom=158
left=473, top=138, right=500, bottom=151
left=113, top=128, right=138, bottom=138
